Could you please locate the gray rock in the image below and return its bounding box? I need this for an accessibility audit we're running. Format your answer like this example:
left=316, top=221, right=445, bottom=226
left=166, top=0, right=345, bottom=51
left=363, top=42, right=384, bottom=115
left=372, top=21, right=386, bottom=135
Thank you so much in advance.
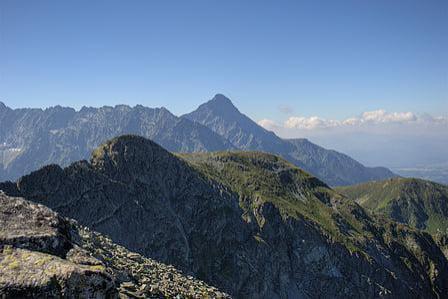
left=0, top=193, right=231, bottom=298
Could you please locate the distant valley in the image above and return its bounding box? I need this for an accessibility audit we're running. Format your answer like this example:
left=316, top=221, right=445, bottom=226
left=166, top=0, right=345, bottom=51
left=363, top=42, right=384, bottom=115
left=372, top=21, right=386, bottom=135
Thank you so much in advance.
left=392, top=164, right=448, bottom=185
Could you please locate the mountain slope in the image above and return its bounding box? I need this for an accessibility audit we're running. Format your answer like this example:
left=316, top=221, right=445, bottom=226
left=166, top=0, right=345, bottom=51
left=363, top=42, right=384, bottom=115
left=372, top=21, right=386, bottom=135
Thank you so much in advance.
left=1, top=135, right=447, bottom=298
left=183, top=94, right=288, bottom=152
left=183, top=94, right=395, bottom=185
left=336, top=178, right=448, bottom=235
left=0, top=102, right=233, bottom=181
left=0, top=192, right=229, bottom=298
left=287, top=138, right=396, bottom=186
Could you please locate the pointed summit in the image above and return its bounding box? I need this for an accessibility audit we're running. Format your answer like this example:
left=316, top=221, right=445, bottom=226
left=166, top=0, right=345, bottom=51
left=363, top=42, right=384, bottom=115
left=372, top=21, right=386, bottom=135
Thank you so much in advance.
left=183, top=94, right=287, bottom=152
left=201, top=94, right=239, bottom=115
left=210, top=93, right=233, bottom=105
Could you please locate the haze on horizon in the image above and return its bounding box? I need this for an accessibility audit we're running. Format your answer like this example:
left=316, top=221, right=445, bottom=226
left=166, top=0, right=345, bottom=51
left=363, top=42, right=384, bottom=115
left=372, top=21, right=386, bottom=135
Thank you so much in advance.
left=1, top=0, right=447, bottom=175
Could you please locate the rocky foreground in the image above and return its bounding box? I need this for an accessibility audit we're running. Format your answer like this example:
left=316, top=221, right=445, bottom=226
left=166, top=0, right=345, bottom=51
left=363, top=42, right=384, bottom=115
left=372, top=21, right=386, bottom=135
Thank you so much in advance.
left=0, top=192, right=229, bottom=298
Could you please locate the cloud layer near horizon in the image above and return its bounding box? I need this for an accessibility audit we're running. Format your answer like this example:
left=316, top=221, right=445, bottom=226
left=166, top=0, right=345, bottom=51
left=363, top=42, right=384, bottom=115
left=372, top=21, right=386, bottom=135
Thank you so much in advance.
left=258, top=109, right=448, bottom=168
left=259, top=109, right=448, bottom=132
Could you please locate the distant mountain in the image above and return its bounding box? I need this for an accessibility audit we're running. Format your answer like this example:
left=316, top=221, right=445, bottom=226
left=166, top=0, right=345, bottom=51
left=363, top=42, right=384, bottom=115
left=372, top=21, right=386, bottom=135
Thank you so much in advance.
left=183, top=94, right=396, bottom=185
left=287, top=138, right=396, bottom=186
left=1, top=135, right=446, bottom=298
left=0, top=95, right=394, bottom=185
left=0, top=192, right=229, bottom=298
left=0, top=102, right=232, bottom=181
left=183, top=94, right=288, bottom=152
left=336, top=177, right=448, bottom=235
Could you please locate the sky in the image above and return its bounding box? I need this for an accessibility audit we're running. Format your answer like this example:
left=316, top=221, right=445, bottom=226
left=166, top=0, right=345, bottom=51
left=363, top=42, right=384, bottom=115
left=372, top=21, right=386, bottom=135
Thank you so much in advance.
left=1, top=0, right=447, bottom=168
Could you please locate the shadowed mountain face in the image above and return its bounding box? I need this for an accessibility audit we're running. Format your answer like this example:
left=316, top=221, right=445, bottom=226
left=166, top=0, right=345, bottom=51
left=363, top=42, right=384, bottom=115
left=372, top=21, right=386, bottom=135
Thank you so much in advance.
left=0, top=193, right=230, bottom=298
left=1, top=95, right=394, bottom=186
left=183, top=94, right=395, bottom=186
left=1, top=135, right=446, bottom=298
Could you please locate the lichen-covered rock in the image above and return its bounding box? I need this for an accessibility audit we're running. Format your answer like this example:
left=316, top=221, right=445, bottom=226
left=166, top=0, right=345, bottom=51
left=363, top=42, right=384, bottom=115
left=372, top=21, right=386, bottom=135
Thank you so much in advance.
left=0, top=246, right=115, bottom=298
left=0, top=193, right=230, bottom=298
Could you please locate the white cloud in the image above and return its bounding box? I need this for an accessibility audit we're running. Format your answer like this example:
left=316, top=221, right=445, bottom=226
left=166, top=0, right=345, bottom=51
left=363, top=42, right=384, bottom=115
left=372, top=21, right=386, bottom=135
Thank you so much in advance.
left=277, top=104, right=294, bottom=115
left=360, top=109, right=417, bottom=124
left=264, top=109, right=442, bottom=131
left=284, top=116, right=339, bottom=130
left=257, top=109, right=448, bottom=170
left=258, top=119, right=278, bottom=130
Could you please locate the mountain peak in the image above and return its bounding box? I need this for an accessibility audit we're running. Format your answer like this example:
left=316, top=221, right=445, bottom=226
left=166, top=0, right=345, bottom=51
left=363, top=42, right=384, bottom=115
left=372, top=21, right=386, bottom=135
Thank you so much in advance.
left=211, top=93, right=232, bottom=103
left=91, top=135, right=176, bottom=182
left=204, top=94, right=238, bottom=112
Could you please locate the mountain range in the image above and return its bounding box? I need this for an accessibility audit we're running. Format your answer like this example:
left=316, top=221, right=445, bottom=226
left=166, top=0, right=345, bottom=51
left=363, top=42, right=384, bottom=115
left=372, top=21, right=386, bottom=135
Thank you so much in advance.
left=0, top=94, right=395, bottom=186
left=0, top=135, right=446, bottom=298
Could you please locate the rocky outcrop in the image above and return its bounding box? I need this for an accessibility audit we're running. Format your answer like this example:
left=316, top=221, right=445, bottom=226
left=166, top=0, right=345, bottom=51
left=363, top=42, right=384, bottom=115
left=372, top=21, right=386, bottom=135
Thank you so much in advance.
left=0, top=192, right=230, bottom=298
left=1, top=135, right=446, bottom=298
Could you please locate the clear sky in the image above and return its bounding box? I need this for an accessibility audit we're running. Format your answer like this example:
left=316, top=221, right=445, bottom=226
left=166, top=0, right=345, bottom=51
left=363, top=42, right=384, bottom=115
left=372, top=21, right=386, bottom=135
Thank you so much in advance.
left=1, top=0, right=447, bottom=122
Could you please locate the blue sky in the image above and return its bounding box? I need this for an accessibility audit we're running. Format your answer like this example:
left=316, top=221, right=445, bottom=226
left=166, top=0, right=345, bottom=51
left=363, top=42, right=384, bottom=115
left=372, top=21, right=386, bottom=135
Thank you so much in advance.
left=1, top=0, right=447, bottom=122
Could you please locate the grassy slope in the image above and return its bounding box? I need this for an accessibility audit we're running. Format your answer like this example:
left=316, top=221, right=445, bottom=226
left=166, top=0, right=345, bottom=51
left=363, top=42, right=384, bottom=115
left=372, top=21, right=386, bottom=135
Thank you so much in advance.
left=179, top=152, right=448, bottom=292
left=178, top=151, right=417, bottom=254
left=336, top=178, right=448, bottom=235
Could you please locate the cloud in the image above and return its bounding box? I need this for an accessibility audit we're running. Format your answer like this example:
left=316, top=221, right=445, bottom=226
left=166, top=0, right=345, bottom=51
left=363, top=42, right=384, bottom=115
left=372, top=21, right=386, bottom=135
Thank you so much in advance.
left=258, top=109, right=448, bottom=139
left=277, top=104, right=294, bottom=115
left=360, top=110, right=417, bottom=124
left=284, top=116, right=339, bottom=130
left=258, top=109, right=448, bottom=170
left=266, top=109, right=441, bottom=131
left=258, top=119, right=278, bottom=130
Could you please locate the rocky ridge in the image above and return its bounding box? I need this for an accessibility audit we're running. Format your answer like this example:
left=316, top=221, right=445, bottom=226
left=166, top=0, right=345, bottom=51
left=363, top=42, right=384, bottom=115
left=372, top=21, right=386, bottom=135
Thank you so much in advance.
left=0, top=192, right=230, bottom=298
left=0, top=102, right=233, bottom=181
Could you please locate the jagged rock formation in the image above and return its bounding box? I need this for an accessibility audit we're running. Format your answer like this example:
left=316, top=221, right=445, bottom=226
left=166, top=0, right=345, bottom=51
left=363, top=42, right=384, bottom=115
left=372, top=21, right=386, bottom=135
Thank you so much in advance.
left=1, top=135, right=446, bottom=298
left=0, top=95, right=394, bottom=186
left=0, top=102, right=233, bottom=181
left=183, top=94, right=395, bottom=185
left=0, top=192, right=230, bottom=298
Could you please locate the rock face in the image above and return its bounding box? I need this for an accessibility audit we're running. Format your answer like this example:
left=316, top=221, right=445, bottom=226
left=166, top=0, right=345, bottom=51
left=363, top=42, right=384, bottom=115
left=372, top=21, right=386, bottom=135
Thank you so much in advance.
left=0, top=102, right=233, bottom=181
left=0, top=193, right=230, bottom=298
left=1, top=135, right=447, bottom=298
left=183, top=94, right=395, bottom=186
left=0, top=95, right=394, bottom=186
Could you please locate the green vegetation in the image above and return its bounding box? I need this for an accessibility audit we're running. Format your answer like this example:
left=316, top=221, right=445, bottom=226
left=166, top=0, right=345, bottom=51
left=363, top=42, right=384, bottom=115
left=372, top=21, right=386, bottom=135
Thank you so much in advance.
left=179, top=151, right=378, bottom=253
left=178, top=151, right=443, bottom=271
left=336, top=177, right=448, bottom=235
